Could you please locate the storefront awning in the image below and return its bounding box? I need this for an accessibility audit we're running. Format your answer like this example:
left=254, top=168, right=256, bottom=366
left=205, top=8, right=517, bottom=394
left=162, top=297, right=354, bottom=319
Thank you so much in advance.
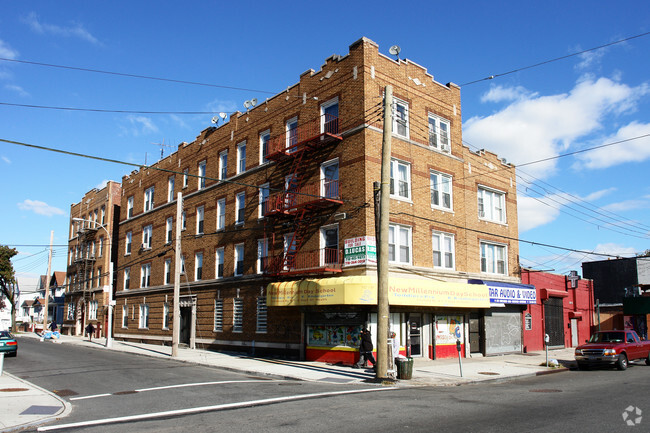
left=267, top=275, right=490, bottom=308
left=468, top=279, right=537, bottom=305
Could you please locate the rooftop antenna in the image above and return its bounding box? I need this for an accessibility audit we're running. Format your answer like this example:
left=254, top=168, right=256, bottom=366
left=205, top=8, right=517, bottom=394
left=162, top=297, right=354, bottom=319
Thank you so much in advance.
left=389, top=45, right=401, bottom=61
left=153, top=139, right=173, bottom=160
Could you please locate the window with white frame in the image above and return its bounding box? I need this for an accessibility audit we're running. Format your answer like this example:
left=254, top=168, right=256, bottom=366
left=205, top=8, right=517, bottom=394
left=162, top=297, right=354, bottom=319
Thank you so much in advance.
left=286, top=116, right=298, bottom=151
left=393, top=98, right=409, bottom=139
left=257, top=238, right=268, bottom=274
left=390, top=159, right=411, bottom=200
left=97, top=266, right=102, bottom=287
left=89, top=300, right=98, bottom=320
left=122, top=305, right=128, bottom=328
left=432, top=231, right=455, bottom=270
left=144, top=186, right=155, bottom=212
left=168, top=175, right=175, bottom=202
left=480, top=241, right=507, bottom=275
left=321, top=159, right=339, bottom=199
left=321, top=97, right=339, bottom=134
left=180, top=255, right=185, bottom=275
left=219, top=150, right=228, bottom=180
left=123, top=267, right=130, bottom=290
left=234, top=243, right=244, bottom=276
left=139, top=303, right=149, bottom=329
left=216, top=198, right=226, bottom=230
left=258, top=183, right=269, bottom=218
left=183, top=168, right=189, bottom=188
left=235, top=192, right=245, bottom=225
left=127, top=196, right=134, bottom=218
left=99, top=237, right=104, bottom=257
left=233, top=298, right=243, bottom=332
left=89, top=268, right=95, bottom=288
left=198, top=160, right=206, bottom=190
left=256, top=296, right=267, bottom=333
left=100, top=205, right=106, bottom=225
left=430, top=170, right=452, bottom=210
left=166, top=217, right=173, bottom=244
left=196, top=206, right=204, bottom=235
left=215, top=247, right=224, bottom=279
left=214, top=299, right=223, bottom=332
left=236, top=141, right=246, bottom=174
left=320, top=224, right=339, bottom=266
left=67, top=303, right=75, bottom=320
left=428, top=114, right=451, bottom=152
left=125, top=231, right=132, bottom=255
left=259, top=130, right=270, bottom=164
left=142, top=225, right=152, bottom=249
left=182, top=211, right=187, bottom=231
left=195, top=252, right=203, bottom=281
left=163, top=302, right=170, bottom=329
left=140, top=263, right=151, bottom=288
left=478, top=187, right=506, bottom=224
left=388, top=224, right=412, bottom=265
left=164, top=259, right=172, bottom=285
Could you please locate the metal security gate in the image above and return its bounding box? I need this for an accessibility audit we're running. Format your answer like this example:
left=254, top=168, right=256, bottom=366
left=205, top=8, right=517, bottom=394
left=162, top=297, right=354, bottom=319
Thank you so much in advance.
left=544, top=297, right=565, bottom=347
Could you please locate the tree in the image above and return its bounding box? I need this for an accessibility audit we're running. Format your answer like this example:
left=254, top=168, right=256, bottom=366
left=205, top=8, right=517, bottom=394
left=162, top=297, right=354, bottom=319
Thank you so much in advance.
left=0, top=245, right=18, bottom=332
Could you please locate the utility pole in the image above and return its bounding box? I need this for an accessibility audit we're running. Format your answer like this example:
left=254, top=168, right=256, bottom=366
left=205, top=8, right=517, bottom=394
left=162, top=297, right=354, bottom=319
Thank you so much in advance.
left=106, top=261, right=114, bottom=348
left=172, top=192, right=183, bottom=357
left=376, top=85, right=393, bottom=379
left=43, top=230, right=54, bottom=332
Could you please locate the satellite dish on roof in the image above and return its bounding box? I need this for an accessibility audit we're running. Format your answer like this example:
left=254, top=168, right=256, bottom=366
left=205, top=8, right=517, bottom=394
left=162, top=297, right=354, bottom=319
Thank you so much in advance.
left=251, top=98, right=258, bottom=106
left=389, top=45, right=401, bottom=60
left=244, top=100, right=252, bottom=109
left=211, top=116, right=219, bottom=124
left=219, top=112, right=227, bottom=120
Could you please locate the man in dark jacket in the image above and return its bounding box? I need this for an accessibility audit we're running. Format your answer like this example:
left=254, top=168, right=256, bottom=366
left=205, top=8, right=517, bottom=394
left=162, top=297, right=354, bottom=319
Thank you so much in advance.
left=354, top=328, right=376, bottom=369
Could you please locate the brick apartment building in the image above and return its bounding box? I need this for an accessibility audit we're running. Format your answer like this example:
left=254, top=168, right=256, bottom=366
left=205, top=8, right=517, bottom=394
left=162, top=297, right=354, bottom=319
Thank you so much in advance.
left=63, top=181, right=121, bottom=337
left=112, top=37, right=524, bottom=362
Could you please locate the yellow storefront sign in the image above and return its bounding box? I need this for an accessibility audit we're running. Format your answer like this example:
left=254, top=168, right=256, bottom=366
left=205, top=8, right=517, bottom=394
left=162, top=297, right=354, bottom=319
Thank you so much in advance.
left=267, top=276, right=490, bottom=308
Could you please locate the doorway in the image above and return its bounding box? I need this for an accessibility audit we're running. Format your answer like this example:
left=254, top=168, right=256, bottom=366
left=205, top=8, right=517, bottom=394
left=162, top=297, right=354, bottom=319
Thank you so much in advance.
left=408, top=314, right=422, bottom=357
left=544, top=297, right=565, bottom=347
left=180, top=307, right=192, bottom=346
left=469, top=313, right=484, bottom=355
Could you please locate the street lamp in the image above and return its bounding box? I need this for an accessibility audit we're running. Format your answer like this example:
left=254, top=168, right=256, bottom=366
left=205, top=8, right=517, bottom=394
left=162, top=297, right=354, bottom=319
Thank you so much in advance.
left=72, top=217, right=114, bottom=348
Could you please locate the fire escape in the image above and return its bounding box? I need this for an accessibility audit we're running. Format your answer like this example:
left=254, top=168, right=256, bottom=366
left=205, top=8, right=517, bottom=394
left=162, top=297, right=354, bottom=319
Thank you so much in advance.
left=69, top=224, right=98, bottom=314
left=262, top=113, right=344, bottom=276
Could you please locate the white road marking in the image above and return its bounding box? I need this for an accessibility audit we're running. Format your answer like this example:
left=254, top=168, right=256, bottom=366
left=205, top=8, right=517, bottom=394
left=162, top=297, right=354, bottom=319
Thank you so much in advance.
left=70, top=393, right=112, bottom=401
left=38, top=387, right=397, bottom=431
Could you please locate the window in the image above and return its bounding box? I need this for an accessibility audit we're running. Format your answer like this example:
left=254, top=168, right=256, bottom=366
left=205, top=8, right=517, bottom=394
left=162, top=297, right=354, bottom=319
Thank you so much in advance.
left=139, top=303, right=149, bottom=329
left=122, top=305, right=128, bottom=328
left=142, top=225, right=152, bottom=249
left=180, top=255, right=186, bottom=275
left=127, top=196, right=134, bottom=219
left=428, top=114, right=451, bottom=152
left=259, top=130, right=270, bottom=164
left=141, top=264, right=151, bottom=287
left=257, top=238, right=268, bottom=274
left=166, top=217, right=173, bottom=244
left=219, top=150, right=228, bottom=180
left=390, top=159, right=411, bottom=200
left=144, top=186, right=155, bottom=212
left=233, top=298, right=243, bottom=332
left=196, top=206, right=204, bottom=235
left=284, top=232, right=297, bottom=270
left=97, top=266, right=102, bottom=287
left=198, top=160, right=206, bottom=190
left=182, top=211, right=187, bottom=231
left=163, top=303, right=170, bottom=329
left=89, top=268, right=95, bottom=288
left=236, top=192, right=245, bottom=225
left=89, top=300, right=98, bottom=320
left=481, top=242, right=507, bottom=275
left=164, top=259, right=172, bottom=284
left=236, top=141, right=246, bottom=174
left=67, top=303, right=75, bottom=321
left=432, top=231, right=455, bottom=269
left=478, top=187, right=506, bottom=224
left=286, top=116, right=298, bottom=151
left=98, top=237, right=104, bottom=257
left=256, top=297, right=267, bottom=333
left=214, top=299, right=223, bottom=332
left=101, top=206, right=106, bottom=225
left=430, top=171, right=452, bottom=210
left=393, top=98, right=409, bottom=138
left=234, top=243, right=244, bottom=276
left=258, top=183, right=269, bottom=218
left=215, top=247, right=224, bottom=279
left=168, top=176, right=175, bottom=202
left=320, top=224, right=339, bottom=266
left=321, top=159, right=339, bottom=199
left=123, top=268, right=130, bottom=290
left=321, top=98, right=339, bottom=134
left=195, top=252, right=203, bottom=281
left=183, top=168, right=189, bottom=188
left=125, top=232, right=132, bottom=255
left=216, top=198, right=226, bottom=230
left=388, top=224, right=412, bottom=265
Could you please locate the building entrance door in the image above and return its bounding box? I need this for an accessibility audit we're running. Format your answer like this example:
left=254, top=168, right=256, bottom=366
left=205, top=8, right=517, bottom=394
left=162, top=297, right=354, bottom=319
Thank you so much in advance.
left=408, top=314, right=422, bottom=357
left=469, top=313, right=484, bottom=354
left=571, top=318, right=578, bottom=347
left=180, top=307, right=191, bottom=345
left=544, top=297, right=565, bottom=347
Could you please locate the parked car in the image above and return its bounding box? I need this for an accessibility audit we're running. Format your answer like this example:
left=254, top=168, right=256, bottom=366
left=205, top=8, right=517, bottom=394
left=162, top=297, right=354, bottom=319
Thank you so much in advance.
left=575, top=330, right=650, bottom=370
left=0, top=331, right=17, bottom=357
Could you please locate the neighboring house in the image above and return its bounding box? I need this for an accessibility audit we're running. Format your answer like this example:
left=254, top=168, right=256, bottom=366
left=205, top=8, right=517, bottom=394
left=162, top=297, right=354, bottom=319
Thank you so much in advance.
left=0, top=303, right=11, bottom=331
left=64, top=181, right=121, bottom=336
left=35, top=272, right=67, bottom=326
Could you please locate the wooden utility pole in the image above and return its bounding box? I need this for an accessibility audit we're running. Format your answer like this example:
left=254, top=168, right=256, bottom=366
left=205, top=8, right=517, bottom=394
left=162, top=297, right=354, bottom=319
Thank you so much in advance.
left=376, top=85, right=393, bottom=379
left=172, top=192, right=183, bottom=357
left=43, top=230, right=54, bottom=331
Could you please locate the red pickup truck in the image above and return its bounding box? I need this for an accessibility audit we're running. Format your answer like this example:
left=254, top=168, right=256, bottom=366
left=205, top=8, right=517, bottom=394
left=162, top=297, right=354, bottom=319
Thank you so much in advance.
left=575, top=330, right=650, bottom=370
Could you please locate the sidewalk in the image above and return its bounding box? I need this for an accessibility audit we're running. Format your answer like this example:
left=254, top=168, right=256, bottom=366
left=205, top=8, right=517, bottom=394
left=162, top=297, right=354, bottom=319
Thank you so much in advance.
left=2, top=332, right=575, bottom=431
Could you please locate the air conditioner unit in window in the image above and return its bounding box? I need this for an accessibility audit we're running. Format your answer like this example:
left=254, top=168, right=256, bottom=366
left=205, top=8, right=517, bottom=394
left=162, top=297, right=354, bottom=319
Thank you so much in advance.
left=441, top=143, right=450, bottom=152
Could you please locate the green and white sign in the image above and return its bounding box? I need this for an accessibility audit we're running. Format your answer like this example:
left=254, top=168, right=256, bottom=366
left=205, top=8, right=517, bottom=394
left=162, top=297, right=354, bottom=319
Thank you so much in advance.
left=344, top=236, right=376, bottom=266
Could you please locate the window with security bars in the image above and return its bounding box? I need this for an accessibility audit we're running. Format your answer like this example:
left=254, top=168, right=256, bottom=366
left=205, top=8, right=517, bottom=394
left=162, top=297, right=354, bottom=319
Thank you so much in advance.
left=214, top=299, right=223, bottom=332
left=256, top=297, right=267, bottom=333
left=233, top=298, right=243, bottom=332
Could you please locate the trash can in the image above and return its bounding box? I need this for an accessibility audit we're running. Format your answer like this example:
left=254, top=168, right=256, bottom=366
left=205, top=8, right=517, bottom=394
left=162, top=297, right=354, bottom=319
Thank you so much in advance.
left=396, top=357, right=413, bottom=380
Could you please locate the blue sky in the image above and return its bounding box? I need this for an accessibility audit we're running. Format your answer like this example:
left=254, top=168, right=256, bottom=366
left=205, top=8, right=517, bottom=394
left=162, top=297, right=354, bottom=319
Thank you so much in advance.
left=2, top=1, right=650, bottom=293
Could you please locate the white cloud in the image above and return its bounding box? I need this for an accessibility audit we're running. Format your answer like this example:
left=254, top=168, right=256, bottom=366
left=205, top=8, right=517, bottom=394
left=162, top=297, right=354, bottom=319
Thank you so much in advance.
left=575, top=49, right=606, bottom=70
left=24, top=12, right=100, bottom=45
left=590, top=243, right=638, bottom=259
left=123, top=115, right=159, bottom=136
left=573, top=121, right=650, bottom=169
left=517, top=195, right=561, bottom=232
left=602, top=199, right=650, bottom=212
left=95, top=180, right=109, bottom=190
left=4, top=84, right=29, bottom=97
left=0, top=39, right=18, bottom=59
left=464, top=77, right=648, bottom=178
left=17, top=199, right=65, bottom=216
left=1, top=156, right=10, bottom=164
left=480, top=85, right=534, bottom=103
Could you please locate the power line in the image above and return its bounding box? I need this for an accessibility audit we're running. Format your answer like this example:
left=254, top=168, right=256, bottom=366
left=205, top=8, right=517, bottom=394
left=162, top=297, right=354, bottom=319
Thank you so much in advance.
left=0, top=102, right=217, bottom=115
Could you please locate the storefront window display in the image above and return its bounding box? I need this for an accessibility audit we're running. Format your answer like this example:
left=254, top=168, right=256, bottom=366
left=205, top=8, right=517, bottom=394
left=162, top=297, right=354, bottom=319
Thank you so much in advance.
left=307, top=325, right=362, bottom=348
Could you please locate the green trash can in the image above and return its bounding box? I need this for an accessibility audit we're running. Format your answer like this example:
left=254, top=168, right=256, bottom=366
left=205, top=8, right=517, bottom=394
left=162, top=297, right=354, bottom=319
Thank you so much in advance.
left=396, top=357, right=413, bottom=380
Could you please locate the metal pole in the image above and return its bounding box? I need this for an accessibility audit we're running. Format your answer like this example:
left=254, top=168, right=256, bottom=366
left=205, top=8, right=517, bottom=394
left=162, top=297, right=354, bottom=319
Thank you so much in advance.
left=106, top=261, right=114, bottom=348
left=172, top=192, right=183, bottom=357
left=376, top=85, right=393, bottom=379
left=43, top=230, right=54, bottom=332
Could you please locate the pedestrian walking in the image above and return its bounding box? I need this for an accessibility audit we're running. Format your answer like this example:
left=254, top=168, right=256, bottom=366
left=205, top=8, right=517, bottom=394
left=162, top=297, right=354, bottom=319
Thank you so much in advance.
left=354, top=328, right=376, bottom=370
left=49, top=322, right=57, bottom=332
left=85, top=323, right=95, bottom=341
